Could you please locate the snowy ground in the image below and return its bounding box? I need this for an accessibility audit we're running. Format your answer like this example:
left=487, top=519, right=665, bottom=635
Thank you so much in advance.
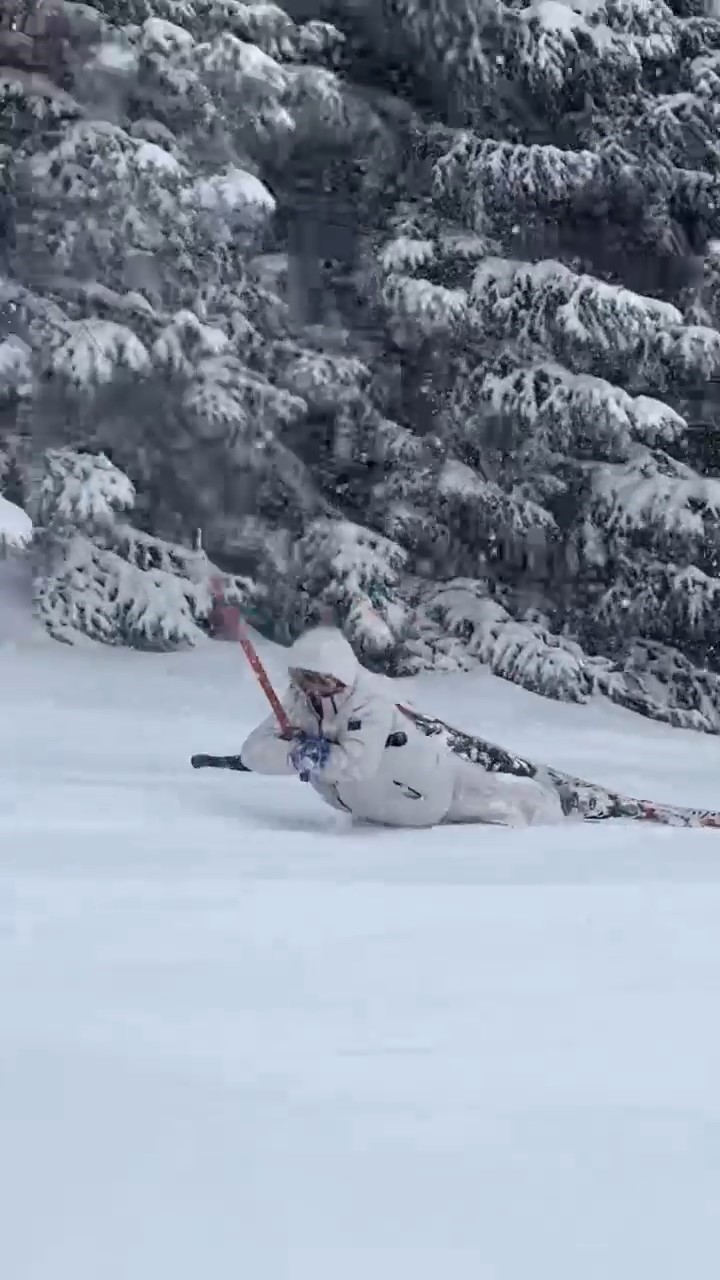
left=2, top=562, right=720, bottom=1280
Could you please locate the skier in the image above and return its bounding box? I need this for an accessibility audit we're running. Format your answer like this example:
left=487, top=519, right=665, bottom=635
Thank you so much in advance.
left=238, top=625, right=563, bottom=828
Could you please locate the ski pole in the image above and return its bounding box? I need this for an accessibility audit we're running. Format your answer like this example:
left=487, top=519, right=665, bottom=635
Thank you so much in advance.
left=237, top=622, right=293, bottom=736
left=209, top=575, right=293, bottom=737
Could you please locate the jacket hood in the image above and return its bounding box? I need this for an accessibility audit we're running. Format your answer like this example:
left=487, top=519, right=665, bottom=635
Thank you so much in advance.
left=287, top=626, right=359, bottom=688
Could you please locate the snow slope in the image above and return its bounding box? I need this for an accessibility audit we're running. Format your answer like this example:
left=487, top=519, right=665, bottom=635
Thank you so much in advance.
left=0, top=494, right=32, bottom=551
left=2, top=563, right=720, bottom=1280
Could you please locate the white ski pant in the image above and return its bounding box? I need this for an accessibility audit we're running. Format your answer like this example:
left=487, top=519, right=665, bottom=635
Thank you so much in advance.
left=443, top=757, right=563, bottom=827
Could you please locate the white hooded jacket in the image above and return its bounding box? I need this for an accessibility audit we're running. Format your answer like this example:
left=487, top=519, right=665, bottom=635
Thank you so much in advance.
left=240, top=627, right=456, bottom=827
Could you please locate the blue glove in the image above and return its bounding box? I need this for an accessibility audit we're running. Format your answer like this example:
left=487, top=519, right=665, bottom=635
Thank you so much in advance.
left=289, top=733, right=331, bottom=779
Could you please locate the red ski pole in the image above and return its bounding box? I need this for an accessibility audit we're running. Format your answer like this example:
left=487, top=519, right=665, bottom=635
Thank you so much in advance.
left=237, top=623, right=293, bottom=736
left=209, top=575, right=293, bottom=737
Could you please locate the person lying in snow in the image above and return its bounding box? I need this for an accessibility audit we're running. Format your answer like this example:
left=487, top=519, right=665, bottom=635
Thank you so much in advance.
left=239, top=625, right=562, bottom=828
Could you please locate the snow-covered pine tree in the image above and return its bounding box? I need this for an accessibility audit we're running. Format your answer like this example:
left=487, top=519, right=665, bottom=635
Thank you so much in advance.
left=337, top=0, right=720, bottom=728
left=293, top=515, right=408, bottom=664
left=0, top=327, right=32, bottom=500
left=6, top=0, right=409, bottom=645
left=27, top=446, right=213, bottom=646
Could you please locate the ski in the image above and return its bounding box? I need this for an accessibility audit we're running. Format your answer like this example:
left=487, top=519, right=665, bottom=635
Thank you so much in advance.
left=400, top=706, right=720, bottom=828
left=191, top=753, right=251, bottom=772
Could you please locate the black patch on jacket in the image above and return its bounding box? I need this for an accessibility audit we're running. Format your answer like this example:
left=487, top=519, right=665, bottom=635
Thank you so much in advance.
left=347, top=720, right=406, bottom=748
left=393, top=781, right=423, bottom=800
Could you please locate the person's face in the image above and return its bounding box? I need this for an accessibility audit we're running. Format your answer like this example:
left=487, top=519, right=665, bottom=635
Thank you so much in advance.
left=289, top=667, right=347, bottom=698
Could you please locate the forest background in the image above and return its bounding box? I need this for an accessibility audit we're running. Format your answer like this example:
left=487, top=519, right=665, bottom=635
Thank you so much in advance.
left=4, top=0, right=720, bottom=733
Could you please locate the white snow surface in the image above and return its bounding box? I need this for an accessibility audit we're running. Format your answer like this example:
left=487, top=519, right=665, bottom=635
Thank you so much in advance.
left=2, top=561, right=720, bottom=1279
left=0, top=494, right=32, bottom=550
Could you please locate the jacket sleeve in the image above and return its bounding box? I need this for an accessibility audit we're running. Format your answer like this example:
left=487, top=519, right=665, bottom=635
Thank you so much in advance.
left=320, top=689, right=395, bottom=785
left=240, top=686, right=310, bottom=775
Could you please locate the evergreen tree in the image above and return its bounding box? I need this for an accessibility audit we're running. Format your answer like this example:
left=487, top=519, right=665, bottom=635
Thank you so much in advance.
left=4, top=0, right=405, bottom=637
left=294, top=516, right=409, bottom=662
left=349, top=0, right=720, bottom=729
left=27, top=446, right=214, bottom=645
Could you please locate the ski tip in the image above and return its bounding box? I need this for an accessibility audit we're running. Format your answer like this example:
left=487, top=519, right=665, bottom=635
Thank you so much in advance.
left=190, top=754, right=208, bottom=769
